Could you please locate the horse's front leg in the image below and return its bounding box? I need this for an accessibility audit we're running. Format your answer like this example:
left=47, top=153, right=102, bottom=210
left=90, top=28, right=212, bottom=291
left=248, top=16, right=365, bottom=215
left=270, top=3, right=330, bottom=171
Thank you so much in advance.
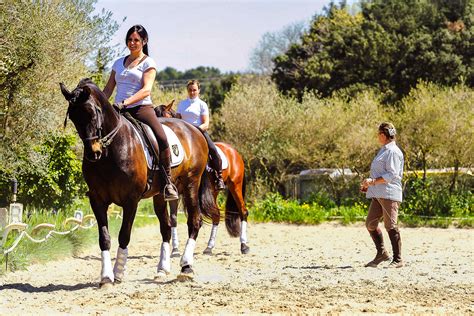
left=90, top=199, right=114, bottom=287
left=153, top=194, right=172, bottom=280
left=113, top=200, right=138, bottom=283
left=169, top=199, right=180, bottom=257
left=178, top=180, right=202, bottom=280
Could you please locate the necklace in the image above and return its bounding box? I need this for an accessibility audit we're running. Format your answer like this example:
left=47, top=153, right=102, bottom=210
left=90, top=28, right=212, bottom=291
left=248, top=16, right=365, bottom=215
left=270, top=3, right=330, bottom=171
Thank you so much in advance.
left=125, top=54, right=144, bottom=68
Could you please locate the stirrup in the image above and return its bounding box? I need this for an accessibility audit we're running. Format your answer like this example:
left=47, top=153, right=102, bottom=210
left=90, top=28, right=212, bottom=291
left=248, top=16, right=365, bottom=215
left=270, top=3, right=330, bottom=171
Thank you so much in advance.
left=164, top=183, right=179, bottom=201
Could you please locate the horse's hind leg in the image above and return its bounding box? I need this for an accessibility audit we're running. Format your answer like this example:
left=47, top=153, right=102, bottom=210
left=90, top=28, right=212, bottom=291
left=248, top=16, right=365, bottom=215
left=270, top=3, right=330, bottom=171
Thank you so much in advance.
left=153, top=194, right=172, bottom=279
left=169, top=199, right=180, bottom=257
left=178, top=179, right=202, bottom=279
left=90, top=199, right=114, bottom=287
left=230, top=181, right=250, bottom=254
left=203, top=198, right=221, bottom=255
left=113, top=200, right=139, bottom=283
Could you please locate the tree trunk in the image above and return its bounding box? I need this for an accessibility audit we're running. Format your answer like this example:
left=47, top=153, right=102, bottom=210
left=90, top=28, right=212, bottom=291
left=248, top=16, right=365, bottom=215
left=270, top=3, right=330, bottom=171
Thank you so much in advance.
left=449, top=160, right=459, bottom=193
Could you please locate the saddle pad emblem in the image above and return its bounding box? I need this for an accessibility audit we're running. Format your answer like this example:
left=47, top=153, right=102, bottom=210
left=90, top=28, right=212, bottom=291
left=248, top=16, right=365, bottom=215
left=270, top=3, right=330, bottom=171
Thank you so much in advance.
left=172, top=144, right=179, bottom=157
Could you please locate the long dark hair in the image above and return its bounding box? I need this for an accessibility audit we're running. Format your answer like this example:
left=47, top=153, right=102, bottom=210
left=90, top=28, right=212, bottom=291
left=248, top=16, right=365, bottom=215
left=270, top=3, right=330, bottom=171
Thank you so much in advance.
left=125, top=24, right=149, bottom=56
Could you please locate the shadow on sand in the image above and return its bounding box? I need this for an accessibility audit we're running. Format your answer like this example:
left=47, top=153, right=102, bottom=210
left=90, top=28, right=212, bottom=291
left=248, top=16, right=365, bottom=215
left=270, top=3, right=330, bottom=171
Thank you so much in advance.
left=0, top=282, right=96, bottom=293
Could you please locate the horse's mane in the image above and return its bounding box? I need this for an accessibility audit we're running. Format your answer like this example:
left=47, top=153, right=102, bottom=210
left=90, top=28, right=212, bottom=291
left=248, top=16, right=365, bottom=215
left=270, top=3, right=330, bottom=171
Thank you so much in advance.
left=77, top=78, right=112, bottom=108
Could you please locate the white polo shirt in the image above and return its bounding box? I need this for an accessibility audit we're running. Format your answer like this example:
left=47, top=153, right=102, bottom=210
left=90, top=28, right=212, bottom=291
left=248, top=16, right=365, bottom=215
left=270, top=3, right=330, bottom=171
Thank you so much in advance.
left=112, top=56, right=157, bottom=108
left=177, top=97, right=209, bottom=127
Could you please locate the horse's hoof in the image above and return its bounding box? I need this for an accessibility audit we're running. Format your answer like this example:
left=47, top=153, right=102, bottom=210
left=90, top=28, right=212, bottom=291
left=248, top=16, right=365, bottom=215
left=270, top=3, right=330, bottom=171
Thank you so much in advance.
left=203, top=247, right=213, bottom=255
left=171, top=248, right=180, bottom=258
left=154, top=270, right=168, bottom=282
left=241, top=243, right=250, bottom=254
left=99, top=278, right=114, bottom=289
left=177, top=265, right=194, bottom=282
left=114, top=278, right=122, bottom=284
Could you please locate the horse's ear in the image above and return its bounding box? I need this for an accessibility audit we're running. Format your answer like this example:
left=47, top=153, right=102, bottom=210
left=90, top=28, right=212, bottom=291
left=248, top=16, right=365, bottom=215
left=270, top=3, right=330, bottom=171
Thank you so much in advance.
left=60, top=83, right=73, bottom=101
left=165, top=99, right=175, bottom=111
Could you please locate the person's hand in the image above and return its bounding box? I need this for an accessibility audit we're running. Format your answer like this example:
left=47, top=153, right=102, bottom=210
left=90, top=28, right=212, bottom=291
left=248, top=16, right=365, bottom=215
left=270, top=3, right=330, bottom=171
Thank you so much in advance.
left=362, top=178, right=376, bottom=187
left=360, top=178, right=373, bottom=193
left=113, top=100, right=125, bottom=111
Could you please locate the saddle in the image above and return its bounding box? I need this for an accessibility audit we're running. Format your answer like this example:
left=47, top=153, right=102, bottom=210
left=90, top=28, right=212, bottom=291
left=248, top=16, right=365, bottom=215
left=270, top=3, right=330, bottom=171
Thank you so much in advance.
left=207, top=146, right=228, bottom=171
left=122, top=113, right=184, bottom=169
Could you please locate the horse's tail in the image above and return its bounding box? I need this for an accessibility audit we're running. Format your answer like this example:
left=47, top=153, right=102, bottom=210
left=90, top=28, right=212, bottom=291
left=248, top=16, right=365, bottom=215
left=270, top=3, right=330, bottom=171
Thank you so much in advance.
left=225, top=177, right=246, bottom=237
left=198, top=168, right=219, bottom=222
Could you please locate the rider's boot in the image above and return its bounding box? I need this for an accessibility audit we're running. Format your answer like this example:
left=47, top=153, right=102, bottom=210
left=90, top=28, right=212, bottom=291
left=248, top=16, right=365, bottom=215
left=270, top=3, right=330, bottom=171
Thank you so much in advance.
left=160, top=148, right=179, bottom=201
left=215, top=169, right=225, bottom=191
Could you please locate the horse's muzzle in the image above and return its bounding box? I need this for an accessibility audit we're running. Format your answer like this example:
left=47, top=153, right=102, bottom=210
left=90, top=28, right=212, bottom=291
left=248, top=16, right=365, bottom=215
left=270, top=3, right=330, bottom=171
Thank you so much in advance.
left=85, top=140, right=102, bottom=162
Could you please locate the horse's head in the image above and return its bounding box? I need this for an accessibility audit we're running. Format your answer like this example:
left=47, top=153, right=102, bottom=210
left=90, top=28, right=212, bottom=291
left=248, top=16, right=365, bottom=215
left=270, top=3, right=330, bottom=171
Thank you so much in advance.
left=60, top=78, right=106, bottom=162
left=154, top=100, right=177, bottom=118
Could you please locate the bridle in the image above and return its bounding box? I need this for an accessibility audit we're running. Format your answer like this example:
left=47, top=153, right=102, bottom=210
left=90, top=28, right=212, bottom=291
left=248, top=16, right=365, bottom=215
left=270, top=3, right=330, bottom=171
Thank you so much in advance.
left=64, top=95, right=122, bottom=149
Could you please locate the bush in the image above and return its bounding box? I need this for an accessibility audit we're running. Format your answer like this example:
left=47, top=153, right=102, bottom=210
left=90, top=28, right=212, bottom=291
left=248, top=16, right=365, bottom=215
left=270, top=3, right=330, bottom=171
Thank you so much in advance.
left=402, top=174, right=473, bottom=218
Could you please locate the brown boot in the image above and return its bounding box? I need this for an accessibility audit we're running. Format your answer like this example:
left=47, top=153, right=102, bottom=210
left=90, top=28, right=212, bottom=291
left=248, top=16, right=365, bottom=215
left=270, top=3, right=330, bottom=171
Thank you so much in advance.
left=215, top=169, right=225, bottom=191
left=365, top=229, right=390, bottom=267
left=160, top=148, right=178, bottom=201
left=387, top=228, right=403, bottom=268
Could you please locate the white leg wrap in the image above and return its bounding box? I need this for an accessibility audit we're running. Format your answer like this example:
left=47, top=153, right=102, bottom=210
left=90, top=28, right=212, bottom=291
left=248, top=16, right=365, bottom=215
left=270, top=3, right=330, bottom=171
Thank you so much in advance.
left=157, top=242, right=171, bottom=273
left=171, top=227, right=179, bottom=249
left=113, top=247, right=128, bottom=281
left=180, top=238, right=196, bottom=267
left=207, top=224, right=219, bottom=249
left=101, top=250, right=114, bottom=282
left=240, top=221, right=248, bottom=244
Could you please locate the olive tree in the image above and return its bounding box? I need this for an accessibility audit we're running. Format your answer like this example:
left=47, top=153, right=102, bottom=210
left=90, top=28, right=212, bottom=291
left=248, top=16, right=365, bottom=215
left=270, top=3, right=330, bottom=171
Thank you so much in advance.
left=0, top=0, right=119, bottom=207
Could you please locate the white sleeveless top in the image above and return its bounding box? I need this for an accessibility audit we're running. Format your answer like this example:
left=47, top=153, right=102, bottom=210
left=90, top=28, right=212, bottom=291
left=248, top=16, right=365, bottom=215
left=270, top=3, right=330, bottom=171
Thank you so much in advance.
left=112, top=56, right=157, bottom=108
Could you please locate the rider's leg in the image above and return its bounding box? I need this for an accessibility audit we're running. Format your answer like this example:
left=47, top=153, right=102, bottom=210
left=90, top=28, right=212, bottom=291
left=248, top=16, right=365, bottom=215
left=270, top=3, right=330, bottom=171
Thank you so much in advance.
left=133, top=105, right=178, bottom=200
left=202, top=131, right=225, bottom=190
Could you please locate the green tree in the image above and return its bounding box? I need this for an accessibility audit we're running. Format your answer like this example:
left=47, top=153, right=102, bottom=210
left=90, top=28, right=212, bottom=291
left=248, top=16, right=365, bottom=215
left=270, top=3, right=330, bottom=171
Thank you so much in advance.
left=394, top=82, right=474, bottom=185
left=0, top=0, right=118, bottom=207
left=272, top=0, right=473, bottom=101
left=156, top=66, right=182, bottom=81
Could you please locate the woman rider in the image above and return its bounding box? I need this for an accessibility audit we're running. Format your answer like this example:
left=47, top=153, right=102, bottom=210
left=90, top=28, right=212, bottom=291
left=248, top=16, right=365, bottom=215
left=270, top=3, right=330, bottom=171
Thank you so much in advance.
left=176, top=80, right=225, bottom=190
left=103, top=24, right=178, bottom=201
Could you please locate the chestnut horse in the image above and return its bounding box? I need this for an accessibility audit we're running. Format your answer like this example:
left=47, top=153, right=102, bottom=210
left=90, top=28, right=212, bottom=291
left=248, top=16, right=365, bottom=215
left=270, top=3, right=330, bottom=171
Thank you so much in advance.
left=155, top=103, right=250, bottom=255
left=60, top=79, right=218, bottom=286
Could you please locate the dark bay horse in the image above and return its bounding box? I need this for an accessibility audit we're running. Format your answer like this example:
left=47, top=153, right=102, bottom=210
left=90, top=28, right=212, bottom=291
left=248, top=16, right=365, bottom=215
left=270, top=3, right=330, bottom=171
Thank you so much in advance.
left=60, top=79, right=218, bottom=286
left=156, top=103, right=250, bottom=255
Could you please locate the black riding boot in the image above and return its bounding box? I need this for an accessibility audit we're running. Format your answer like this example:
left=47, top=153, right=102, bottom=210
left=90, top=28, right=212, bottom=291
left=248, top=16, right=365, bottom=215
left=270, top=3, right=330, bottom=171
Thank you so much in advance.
left=160, top=148, right=178, bottom=201
left=387, top=228, right=403, bottom=268
left=365, top=228, right=390, bottom=267
left=215, top=169, right=225, bottom=191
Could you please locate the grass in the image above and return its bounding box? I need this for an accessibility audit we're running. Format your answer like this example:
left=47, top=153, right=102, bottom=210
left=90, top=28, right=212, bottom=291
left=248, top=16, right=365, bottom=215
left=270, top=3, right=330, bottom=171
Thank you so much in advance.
left=0, top=198, right=185, bottom=274
left=249, top=193, right=474, bottom=228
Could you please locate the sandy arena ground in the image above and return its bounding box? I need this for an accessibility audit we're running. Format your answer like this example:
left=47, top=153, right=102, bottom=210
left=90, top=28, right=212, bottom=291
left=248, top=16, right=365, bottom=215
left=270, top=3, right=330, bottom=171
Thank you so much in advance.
left=0, top=221, right=473, bottom=314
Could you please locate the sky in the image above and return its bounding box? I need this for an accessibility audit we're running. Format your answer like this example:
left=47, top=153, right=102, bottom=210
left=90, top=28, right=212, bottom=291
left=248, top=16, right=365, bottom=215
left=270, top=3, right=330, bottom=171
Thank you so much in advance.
left=95, top=0, right=350, bottom=73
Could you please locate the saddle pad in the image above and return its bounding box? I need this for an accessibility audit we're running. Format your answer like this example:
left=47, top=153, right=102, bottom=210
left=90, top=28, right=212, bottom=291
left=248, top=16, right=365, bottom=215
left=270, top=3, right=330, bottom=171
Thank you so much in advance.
left=216, top=146, right=229, bottom=170
left=131, top=123, right=184, bottom=169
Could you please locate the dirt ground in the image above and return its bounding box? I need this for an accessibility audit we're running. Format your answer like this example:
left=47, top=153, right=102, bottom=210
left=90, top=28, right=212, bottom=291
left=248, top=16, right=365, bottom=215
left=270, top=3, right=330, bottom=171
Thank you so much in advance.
left=0, top=221, right=473, bottom=315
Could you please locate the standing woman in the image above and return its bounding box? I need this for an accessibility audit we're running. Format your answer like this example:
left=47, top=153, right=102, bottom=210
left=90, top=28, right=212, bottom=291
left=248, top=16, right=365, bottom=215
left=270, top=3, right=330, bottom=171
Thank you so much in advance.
left=361, top=122, right=404, bottom=268
left=103, top=24, right=178, bottom=201
left=176, top=80, right=225, bottom=190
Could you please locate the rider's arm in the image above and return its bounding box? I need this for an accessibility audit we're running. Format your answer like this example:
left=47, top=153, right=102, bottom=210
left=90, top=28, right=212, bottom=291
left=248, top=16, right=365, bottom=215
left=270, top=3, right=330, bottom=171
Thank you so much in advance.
left=103, top=71, right=116, bottom=99
left=199, top=114, right=209, bottom=131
